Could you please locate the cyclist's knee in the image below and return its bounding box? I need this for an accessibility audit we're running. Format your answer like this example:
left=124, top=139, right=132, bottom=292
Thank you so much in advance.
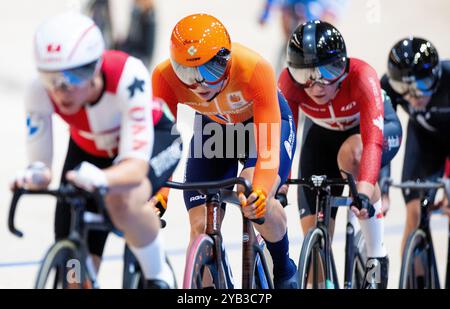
left=337, top=135, right=362, bottom=174
left=268, top=197, right=287, bottom=223
left=105, top=193, right=132, bottom=228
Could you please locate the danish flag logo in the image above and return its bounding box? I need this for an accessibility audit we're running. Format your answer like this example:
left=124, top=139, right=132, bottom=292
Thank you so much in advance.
left=47, top=44, right=61, bottom=53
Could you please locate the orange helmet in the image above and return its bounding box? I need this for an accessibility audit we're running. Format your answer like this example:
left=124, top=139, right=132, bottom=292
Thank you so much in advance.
left=170, top=13, right=231, bottom=67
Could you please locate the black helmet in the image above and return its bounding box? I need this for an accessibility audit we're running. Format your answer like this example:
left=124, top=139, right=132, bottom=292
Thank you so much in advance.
left=387, top=37, right=441, bottom=96
left=287, top=20, right=347, bottom=69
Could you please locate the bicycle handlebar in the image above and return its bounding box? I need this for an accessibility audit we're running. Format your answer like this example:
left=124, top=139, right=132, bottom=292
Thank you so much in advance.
left=287, top=177, right=348, bottom=187
left=287, top=171, right=376, bottom=217
left=382, top=178, right=447, bottom=190
left=8, top=184, right=107, bottom=238
left=165, top=177, right=252, bottom=196
left=164, top=177, right=265, bottom=225
left=382, top=178, right=450, bottom=205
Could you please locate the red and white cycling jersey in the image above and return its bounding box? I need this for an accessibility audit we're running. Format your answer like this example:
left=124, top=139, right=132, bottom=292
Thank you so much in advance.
left=279, top=58, right=384, bottom=185
left=25, top=50, right=158, bottom=167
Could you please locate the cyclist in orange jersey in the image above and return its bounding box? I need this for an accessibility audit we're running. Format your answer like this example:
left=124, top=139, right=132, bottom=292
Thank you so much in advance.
left=152, top=14, right=298, bottom=288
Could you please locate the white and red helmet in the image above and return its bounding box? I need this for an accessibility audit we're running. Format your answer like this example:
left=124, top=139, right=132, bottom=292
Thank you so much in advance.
left=34, top=12, right=105, bottom=72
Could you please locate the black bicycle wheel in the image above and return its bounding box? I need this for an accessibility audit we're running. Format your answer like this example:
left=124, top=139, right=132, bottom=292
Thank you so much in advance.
left=350, top=231, right=367, bottom=289
left=399, top=229, right=440, bottom=289
left=298, top=228, right=335, bottom=289
left=35, top=240, right=88, bottom=289
left=183, top=234, right=224, bottom=289
left=250, top=237, right=273, bottom=289
left=123, top=244, right=145, bottom=289
left=123, top=244, right=178, bottom=289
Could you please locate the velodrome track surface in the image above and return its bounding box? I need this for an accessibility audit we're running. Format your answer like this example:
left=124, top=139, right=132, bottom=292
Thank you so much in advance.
left=0, top=0, right=449, bottom=288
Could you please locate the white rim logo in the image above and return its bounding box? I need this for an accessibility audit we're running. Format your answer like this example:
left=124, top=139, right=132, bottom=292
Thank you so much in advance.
left=187, top=46, right=197, bottom=56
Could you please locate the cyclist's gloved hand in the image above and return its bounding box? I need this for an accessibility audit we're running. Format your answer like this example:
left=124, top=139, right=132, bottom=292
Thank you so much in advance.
left=11, top=161, right=51, bottom=191
left=239, top=189, right=267, bottom=219
left=381, top=193, right=390, bottom=216
left=66, top=161, right=108, bottom=192
left=351, top=193, right=376, bottom=219
left=276, top=183, right=289, bottom=207
left=147, top=192, right=168, bottom=218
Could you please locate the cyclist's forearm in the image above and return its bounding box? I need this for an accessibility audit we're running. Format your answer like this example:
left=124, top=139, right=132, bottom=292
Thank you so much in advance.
left=26, top=113, right=54, bottom=168
left=357, top=181, right=378, bottom=203
left=104, top=158, right=149, bottom=189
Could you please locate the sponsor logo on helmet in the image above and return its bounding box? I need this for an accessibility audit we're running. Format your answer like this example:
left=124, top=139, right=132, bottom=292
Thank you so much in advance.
left=187, top=46, right=198, bottom=56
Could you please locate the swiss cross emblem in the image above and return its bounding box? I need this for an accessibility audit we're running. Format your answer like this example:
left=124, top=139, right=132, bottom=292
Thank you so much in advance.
left=187, top=46, right=197, bottom=56
left=47, top=44, right=61, bottom=53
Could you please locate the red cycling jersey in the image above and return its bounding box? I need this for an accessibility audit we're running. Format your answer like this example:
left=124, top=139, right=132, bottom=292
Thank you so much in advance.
left=278, top=58, right=384, bottom=185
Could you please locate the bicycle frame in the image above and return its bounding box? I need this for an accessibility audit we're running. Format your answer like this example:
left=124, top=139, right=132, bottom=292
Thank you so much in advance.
left=204, top=193, right=227, bottom=288
left=418, top=197, right=441, bottom=288
left=8, top=185, right=110, bottom=289
left=344, top=208, right=362, bottom=288
left=166, top=178, right=273, bottom=289
left=288, top=172, right=359, bottom=289
left=384, top=178, right=450, bottom=289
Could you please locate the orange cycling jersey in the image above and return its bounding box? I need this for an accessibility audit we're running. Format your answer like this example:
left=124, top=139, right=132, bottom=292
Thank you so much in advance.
left=152, top=43, right=281, bottom=195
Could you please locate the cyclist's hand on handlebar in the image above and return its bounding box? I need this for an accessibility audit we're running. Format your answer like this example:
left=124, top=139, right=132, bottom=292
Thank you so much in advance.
left=239, top=189, right=267, bottom=219
left=10, top=161, right=51, bottom=191
left=278, top=183, right=289, bottom=196
left=381, top=193, right=390, bottom=216
left=146, top=193, right=167, bottom=217
left=351, top=193, right=374, bottom=220
left=435, top=196, right=450, bottom=218
left=66, top=162, right=108, bottom=192
left=276, top=183, right=289, bottom=207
